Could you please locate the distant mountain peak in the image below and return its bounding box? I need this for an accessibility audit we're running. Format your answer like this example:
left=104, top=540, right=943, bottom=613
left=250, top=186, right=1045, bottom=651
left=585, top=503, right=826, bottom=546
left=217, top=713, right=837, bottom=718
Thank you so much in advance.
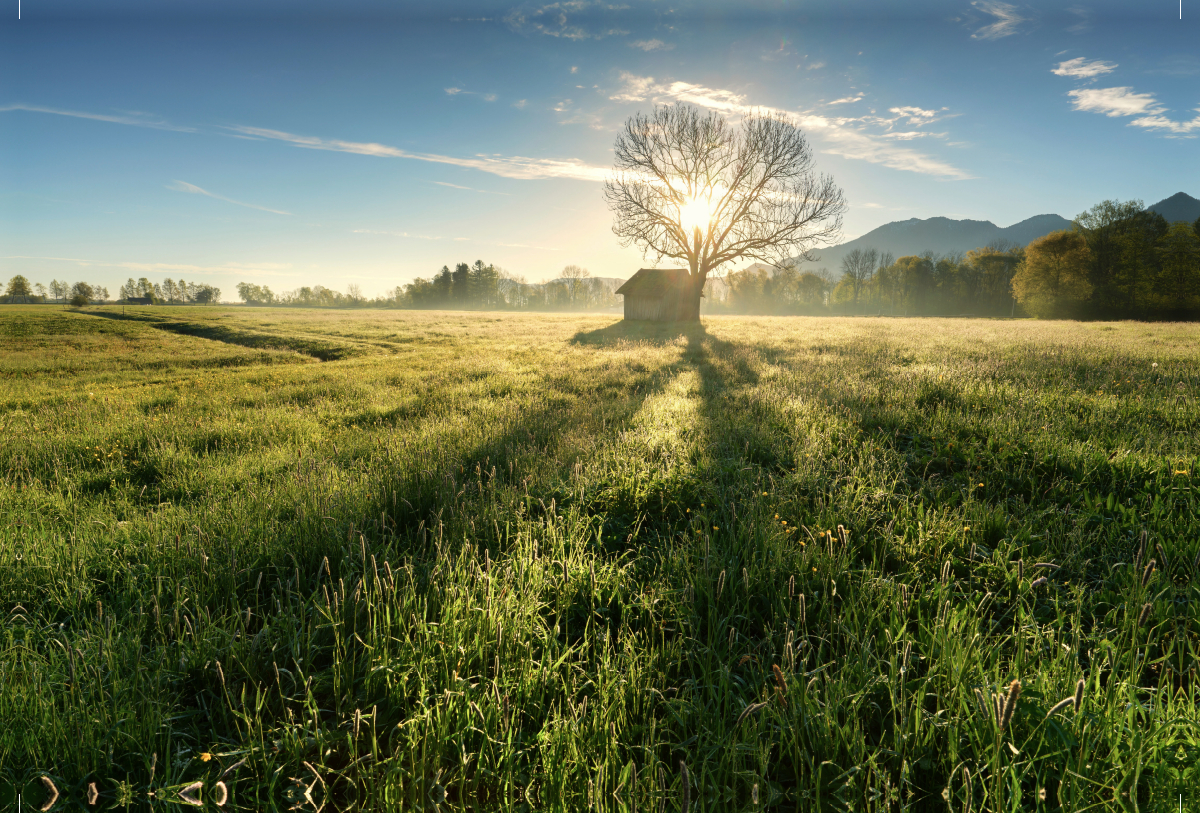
left=1147, top=192, right=1200, bottom=224
left=807, top=211, right=1071, bottom=274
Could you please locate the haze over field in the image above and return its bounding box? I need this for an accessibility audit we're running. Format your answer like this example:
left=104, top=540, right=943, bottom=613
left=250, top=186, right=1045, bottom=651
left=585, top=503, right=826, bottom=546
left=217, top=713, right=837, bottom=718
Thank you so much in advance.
left=3, top=1, right=1198, bottom=298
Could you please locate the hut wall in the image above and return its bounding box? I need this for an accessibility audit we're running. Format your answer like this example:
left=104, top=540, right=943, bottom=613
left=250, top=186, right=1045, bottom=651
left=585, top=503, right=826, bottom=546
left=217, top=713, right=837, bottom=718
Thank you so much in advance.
left=624, top=296, right=664, bottom=321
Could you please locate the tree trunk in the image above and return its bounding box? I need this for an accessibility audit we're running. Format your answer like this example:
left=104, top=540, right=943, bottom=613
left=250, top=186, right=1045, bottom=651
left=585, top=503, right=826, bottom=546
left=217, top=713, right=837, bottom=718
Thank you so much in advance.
left=682, top=274, right=704, bottom=321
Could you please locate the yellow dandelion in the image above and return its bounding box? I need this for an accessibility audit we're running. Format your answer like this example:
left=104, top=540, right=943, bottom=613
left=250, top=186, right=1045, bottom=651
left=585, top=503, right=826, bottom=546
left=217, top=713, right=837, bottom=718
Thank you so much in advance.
left=812, top=567, right=818, bottom=572
left=200, top=752, right=213, bottom=762
left=713, top=525, right=719, bottom=531
left=775, top=514, right=779, bottom=519
left=977, top=482, right=984, bottom=488
left=762, top=491, right=768, bottom=496
left=781, top=520, right=787, bottom=525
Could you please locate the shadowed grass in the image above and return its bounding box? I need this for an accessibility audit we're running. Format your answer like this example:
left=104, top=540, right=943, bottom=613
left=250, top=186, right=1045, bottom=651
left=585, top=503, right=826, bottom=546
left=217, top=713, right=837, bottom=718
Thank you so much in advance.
left=1, top=306, right=1198, bottom=811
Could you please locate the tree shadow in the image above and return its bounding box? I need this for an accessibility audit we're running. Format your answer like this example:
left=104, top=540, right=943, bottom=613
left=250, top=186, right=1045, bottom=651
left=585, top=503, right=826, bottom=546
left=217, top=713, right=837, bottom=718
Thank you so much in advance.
left=571, top=318, right=706, bottom=347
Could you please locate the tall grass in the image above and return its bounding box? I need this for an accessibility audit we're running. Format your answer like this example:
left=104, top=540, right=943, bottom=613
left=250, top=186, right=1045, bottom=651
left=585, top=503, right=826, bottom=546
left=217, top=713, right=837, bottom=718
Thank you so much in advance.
left=2, top=306, right=1198, bottom=811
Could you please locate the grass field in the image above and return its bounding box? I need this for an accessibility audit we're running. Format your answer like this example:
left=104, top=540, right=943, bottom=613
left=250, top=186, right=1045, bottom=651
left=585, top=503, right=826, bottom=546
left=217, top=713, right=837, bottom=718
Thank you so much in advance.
left=3, top=305, right=1199, bottom=811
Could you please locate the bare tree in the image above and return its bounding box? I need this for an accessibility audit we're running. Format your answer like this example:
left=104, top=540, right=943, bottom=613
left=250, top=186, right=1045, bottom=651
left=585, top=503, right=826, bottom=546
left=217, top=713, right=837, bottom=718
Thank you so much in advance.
left=604, top=104, right=845, bottom=321
left=560, top=265, right=590, bottom=307
left=839, top=248, right=877, bottom=310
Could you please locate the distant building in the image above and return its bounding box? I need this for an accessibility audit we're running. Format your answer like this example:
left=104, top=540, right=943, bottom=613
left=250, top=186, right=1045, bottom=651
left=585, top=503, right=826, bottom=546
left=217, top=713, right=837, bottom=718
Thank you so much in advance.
left=615, top=268, right=695, bottom=321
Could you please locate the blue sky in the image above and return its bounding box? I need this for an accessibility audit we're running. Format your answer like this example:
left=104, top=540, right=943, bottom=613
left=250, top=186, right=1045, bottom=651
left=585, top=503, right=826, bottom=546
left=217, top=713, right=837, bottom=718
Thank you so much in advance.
left=2, top=0, right=1197, bottom=298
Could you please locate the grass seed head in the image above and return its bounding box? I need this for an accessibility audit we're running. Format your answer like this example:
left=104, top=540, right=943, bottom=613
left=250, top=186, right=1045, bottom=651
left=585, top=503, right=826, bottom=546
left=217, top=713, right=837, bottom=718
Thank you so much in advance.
left=999, top=679, right=1021, bottom=730
left=679, top=761, right=690, bottom=813
left=1030, top=576, right=1048, bottom=589
left=1138, top=602, right=1153, bottom=626
left=735, top=701, right=768, bottom=727
left=1074, top=678, right=1085, bottom=712
left=212, top=781, right=228, bottom=807
left=1141, top=559, right=1156, bottom=587
left=1045, top=696, right=1075, bottom=719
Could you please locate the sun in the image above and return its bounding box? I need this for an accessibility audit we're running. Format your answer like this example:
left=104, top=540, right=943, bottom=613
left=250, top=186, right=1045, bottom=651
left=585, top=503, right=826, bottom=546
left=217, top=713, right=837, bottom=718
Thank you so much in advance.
left=678, top=194, right=716, bottom=236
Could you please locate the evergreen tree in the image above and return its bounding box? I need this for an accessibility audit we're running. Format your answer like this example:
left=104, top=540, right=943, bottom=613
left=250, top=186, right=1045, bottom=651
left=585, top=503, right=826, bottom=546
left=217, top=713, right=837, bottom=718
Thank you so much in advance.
left=451, top=263, right=471, bottom=303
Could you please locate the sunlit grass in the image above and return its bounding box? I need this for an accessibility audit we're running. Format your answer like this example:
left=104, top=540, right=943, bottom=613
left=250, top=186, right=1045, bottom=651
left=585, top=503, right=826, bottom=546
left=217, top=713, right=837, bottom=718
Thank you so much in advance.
left=2, top=305, right=1198, bottom=811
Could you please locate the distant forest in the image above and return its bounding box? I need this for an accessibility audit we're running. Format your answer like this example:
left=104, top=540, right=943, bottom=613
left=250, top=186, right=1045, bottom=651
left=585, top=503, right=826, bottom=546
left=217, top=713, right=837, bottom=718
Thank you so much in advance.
left=715, top=199, right=1200, bottom=320
left=5, top=199, right=1197, bottom=319
left=234, top=262, right=622, bottom=311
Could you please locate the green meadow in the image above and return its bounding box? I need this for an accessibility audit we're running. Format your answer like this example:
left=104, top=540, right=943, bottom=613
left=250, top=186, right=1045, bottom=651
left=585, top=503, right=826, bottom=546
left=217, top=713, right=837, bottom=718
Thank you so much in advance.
left=3, top=305, right=1198, bottom=811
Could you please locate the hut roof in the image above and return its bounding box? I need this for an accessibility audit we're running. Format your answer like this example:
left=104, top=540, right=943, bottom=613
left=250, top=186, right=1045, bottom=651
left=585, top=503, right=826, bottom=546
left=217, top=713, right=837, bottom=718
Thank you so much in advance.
left=615, top=268, right=691, bottom=297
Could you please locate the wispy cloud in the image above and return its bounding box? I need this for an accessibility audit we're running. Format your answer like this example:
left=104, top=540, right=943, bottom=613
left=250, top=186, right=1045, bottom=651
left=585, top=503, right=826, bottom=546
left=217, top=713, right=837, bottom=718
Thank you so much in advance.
left=222, top=125, right=610, bottom=181
left=445, top=87, right=498, bottom=101
left=504, top=1, right=630, bottom=40
left=826, top=93, right=865, bottom=106
left=1065, top=6, right=1090, bottom=33
left=353, top=229, right=561, bottom=251
left=630, top=39, right=671, bottom=51
left=1068, top=87, right=1162, bottom=117
left=167, top=180, right=292, bottom=215
left=1067, top=87, right=1200, bottom=136
left=971, top=1, right=1027, bottom=40
left=431, top=180, right=510, bottom=195
left=353, top=229, right=443, bottom=240
left=609, top=73, right=973, bottom=180
left=0, top=103, right=195, bottom=132
left=1052, top=57, right=1116, bottom=79
left=3, top=254, right=293, bottom=276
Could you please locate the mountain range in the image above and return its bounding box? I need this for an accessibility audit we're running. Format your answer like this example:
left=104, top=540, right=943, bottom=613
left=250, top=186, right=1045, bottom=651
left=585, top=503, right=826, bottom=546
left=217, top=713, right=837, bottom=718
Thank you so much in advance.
left=1147, top=192, right=1200, bottom=225
left=804, top=192, right=1198, bottom=275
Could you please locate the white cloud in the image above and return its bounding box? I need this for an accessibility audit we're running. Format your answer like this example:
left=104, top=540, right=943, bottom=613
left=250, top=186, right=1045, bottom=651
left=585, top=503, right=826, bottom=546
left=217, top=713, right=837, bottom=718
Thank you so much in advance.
left=571, top=66, right=578, bottom=73
left=827, top=93, right=865, bottom=106
left=971, top=1, right=1027, bottom=40
left=1052, top=57, right=1117, bottom=79
left=513, top=99, right=529, bottom=109
left=805, top=62, right=826, bottom=70
left=167, top=180, right=292, bottom=215
left=889, top=106, right=937, bottom=120
left=609, top=71, right=660, bottom=102
left=1066, top=87, right=1200, bottom=136
left=880, top=131, right=946, bottom=140
left=445, top=87, right=463, bottom=95
left=630, top=39, right=671, bottom=51
left=1130, top=110, right=1200, bottom=135
left=1068, top=86, right=1163, bottom=117
left=607, top=73, right=973, bottom=180
left=223, top=125, right=610, bottom=182
left=0, top=103, right=195, bottom=132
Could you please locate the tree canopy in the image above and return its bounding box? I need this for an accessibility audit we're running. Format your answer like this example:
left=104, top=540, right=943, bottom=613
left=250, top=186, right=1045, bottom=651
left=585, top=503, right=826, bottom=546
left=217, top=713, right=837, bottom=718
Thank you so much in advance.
left=604, top=104, right=845, bottom=320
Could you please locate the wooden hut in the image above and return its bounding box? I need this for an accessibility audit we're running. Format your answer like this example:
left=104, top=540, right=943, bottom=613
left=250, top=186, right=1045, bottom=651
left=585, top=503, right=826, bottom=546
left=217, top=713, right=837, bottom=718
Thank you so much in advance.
left=615, top=268, right=695, bottom=321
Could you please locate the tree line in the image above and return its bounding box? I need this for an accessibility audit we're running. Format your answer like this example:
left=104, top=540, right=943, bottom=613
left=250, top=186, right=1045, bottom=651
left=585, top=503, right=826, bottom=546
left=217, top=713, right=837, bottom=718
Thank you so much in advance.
left=234, top=261, right=622, bottom=311
left=119, top=277, right=222, bottom=304
left=1013, top=200, right=1200, bottom=319
left=711, top=199, right=1200, bottom=319
left=1, top=277, right=110, bottom=306
left=0, top=275, right=221, bottom=306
